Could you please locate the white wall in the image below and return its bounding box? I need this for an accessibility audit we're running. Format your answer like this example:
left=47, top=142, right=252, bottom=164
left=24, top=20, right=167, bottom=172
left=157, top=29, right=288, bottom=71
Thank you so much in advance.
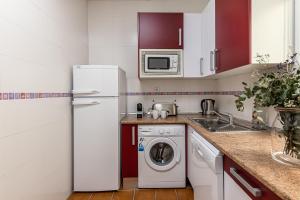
left=296, top=0, right=300, bottom=55
left=215, top=73, right=253, bottom=121
left=88, top=0, right=218, bottom=113
left=0, top=0, right=88, bottom=200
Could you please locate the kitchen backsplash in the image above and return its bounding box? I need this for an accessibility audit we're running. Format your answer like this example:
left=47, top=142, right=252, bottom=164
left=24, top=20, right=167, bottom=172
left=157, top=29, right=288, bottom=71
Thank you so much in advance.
left=0, top=89, right=243, bottom=119
left=126, top=91, right=242, bottom=96
left=0, top=92, right=71, bottom=100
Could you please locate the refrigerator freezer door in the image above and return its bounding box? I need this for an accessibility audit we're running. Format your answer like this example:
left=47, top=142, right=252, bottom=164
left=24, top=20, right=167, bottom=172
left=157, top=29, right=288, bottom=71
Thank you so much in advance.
left=73, top=97, right=120, bottom=191
left=73, top=65, right=120, bottom=97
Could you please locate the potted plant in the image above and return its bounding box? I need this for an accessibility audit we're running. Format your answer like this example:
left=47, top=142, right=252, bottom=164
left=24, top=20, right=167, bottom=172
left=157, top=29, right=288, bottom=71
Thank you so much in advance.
left=235, top=53, right=300, bottom=166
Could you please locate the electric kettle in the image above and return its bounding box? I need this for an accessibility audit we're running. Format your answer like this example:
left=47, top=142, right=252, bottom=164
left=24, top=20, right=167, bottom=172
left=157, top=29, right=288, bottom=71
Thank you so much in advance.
left=201, top=99, right=215, bottom=115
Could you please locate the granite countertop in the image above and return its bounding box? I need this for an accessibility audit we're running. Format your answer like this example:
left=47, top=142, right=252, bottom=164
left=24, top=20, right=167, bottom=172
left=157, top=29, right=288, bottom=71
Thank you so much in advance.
left=121, top=114, right=300, bottom=200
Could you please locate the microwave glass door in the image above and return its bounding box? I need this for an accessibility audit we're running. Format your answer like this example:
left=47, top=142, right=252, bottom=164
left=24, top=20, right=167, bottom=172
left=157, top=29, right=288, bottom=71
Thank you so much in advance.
left=147, top=57, right=170, bottom=70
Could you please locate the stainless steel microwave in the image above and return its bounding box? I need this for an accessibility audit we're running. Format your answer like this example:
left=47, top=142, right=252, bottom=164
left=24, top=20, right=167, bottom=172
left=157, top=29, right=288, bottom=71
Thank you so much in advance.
left=139, top=49, right=183, bottom=78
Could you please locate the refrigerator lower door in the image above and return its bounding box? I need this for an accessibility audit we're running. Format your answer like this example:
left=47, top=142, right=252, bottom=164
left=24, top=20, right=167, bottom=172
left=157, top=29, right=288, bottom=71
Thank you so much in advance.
left=73, top=97, right=120, bottom=191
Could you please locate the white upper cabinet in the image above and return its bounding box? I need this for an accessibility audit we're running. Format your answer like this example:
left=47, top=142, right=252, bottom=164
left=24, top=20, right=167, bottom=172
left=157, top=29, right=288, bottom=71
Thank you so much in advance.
left=183, top=0, right=216, bottom=78
left=251, top=0, right=289, bottom=63
left=183, top=13, right=203, bottom=78
left=294, top=0, right=299, bottom=56
left=200, top=0, right=216, bottom=76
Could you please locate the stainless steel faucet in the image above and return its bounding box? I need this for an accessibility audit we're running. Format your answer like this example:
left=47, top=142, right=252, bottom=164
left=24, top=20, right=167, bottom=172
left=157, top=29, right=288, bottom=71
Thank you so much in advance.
left=212, top=111, right=234, bottom=126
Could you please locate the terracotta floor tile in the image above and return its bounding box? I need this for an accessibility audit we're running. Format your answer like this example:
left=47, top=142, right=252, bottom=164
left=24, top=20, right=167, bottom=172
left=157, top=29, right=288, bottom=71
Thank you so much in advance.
left=68, top=192, right=92, bottom=200
left=112, top=189, right=134, bottom=200
left=92, top=192, right=114, bottom=200
left=69, top=188, right=194, bottom=200
left=176, top=188, right=194, bottom=200
left=135, top=189, right=155, bottom=200
left=155, top=189, right=177, bottom=200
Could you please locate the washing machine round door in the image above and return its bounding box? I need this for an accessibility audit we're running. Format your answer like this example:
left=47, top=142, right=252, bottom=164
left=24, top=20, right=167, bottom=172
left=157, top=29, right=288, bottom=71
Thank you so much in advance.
left=144, top=138, right=180, bottom=171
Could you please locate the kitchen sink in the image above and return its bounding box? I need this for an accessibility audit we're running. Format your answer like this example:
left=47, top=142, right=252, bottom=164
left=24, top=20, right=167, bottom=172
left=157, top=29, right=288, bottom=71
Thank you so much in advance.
left=192, top=118, right=256, bottom=132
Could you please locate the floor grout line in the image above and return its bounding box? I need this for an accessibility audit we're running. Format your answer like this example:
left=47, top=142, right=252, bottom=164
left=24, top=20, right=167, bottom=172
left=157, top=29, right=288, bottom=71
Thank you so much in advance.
left=69, top=187, right=193, bottom=200
left=111, top=191, right=115, bottom=200
left=175, top=189, right=179, bottom=200
left=132, top=188, right=136, bottom=200
left=88, top=193, right=94, bottom=200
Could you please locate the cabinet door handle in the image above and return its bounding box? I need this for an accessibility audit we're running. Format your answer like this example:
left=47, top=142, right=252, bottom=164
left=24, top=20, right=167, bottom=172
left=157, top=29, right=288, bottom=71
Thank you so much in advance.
left=131, top=126, right=135, bottom=146
left=213, top=49, right=219, bottom=71
left=230, top=167, right=262, bottom=197
left=178, top=28, right=182, bottom=46
left=210, top=51, right=214, bottom=71
left=200, top=57, right=204, bottom=76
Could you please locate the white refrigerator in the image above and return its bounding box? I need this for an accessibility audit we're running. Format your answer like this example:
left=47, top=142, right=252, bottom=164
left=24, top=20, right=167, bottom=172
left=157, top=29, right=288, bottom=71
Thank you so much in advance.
left=72, top=65, right=127, bottom=191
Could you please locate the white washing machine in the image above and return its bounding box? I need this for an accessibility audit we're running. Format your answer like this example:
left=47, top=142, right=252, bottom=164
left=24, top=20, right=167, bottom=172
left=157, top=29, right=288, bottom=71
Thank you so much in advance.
left=138, top=125, right=186, bottom=188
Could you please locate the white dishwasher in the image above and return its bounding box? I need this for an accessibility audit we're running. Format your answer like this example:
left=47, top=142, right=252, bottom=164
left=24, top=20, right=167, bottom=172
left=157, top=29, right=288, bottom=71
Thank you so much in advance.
left=188, top=126, right=223, bottom=200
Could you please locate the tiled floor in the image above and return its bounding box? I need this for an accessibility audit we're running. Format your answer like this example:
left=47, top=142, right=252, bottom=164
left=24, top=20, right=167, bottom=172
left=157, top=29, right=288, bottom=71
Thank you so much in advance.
left=68, top=188, right=194, bottom=200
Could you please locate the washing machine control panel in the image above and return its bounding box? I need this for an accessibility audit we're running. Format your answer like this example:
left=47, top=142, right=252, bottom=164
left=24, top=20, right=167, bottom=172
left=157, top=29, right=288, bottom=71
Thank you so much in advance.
left=138, top=125, right=185, bottom=136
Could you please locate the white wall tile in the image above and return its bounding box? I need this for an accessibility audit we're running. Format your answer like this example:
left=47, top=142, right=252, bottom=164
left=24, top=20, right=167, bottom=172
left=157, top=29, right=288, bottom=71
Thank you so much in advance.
left=215, top=73, right=253, bottom=121
left=215, top=73, right=278, bottom=126
left=0, top=0, right=88, bottom=200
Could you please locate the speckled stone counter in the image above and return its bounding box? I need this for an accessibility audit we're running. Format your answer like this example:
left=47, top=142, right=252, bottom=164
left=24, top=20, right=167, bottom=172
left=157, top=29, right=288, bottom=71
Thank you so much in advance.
left=121, top=115, right=187, bottom=124
left=121, top=114, right=300, bottom=200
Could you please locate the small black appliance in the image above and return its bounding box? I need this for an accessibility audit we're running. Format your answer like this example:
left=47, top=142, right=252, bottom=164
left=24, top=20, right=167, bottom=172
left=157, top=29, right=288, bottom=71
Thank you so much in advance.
left=137, top=103, right=144, bottom=118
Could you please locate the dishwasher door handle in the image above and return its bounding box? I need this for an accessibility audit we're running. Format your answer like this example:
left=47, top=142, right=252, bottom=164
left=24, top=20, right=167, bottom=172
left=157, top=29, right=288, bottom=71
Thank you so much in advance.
left=230, top=167, right=262, bottom=197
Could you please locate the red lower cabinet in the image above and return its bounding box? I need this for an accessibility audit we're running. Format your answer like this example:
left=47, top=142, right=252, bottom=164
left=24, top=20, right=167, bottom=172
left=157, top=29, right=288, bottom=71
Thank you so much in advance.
left=121, top=124, right=138, bottom=178
left=224, top=155, right=282, bottom=200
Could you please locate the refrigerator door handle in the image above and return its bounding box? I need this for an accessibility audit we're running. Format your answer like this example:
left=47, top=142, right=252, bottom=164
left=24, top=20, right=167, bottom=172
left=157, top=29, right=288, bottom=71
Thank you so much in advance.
left=72, top=100, right=101, bottom=106
left=72, top=90, right=101, bottom=95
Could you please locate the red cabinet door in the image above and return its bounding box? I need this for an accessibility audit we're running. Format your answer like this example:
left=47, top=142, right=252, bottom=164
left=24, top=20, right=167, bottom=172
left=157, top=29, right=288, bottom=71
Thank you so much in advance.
left=121, top=124, right=138, bottom=178
left=215, top=0, right=251, bottom=73
left=138, top=13, right=184, bottom=49
left=224, top=155, right=282, bottom=200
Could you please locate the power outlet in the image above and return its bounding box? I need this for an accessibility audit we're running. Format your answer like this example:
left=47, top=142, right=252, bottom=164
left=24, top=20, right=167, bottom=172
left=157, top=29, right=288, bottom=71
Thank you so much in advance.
left=154, top=87, right=160, bottom=92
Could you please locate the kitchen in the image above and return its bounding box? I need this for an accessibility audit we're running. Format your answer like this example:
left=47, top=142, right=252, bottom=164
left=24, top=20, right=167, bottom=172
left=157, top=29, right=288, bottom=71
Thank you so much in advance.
left=0, top=0, right=300, bottom=200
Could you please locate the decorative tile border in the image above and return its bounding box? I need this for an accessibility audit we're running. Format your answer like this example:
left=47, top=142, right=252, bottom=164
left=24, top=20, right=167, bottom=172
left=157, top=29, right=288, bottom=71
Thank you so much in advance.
left=125, top=91, right=242, bottom=96
left=0, top=92, right=71, bottom=101
left=0, top=91, right=242, bottom=101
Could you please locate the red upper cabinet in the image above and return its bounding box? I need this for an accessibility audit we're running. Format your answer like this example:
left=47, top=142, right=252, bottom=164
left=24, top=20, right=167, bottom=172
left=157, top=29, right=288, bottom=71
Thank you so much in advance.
left=138, top=13, right=184, bottom=49
left=215, top=0, right=251, bottom=73
left=121, top=124, right=138, bottom=178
